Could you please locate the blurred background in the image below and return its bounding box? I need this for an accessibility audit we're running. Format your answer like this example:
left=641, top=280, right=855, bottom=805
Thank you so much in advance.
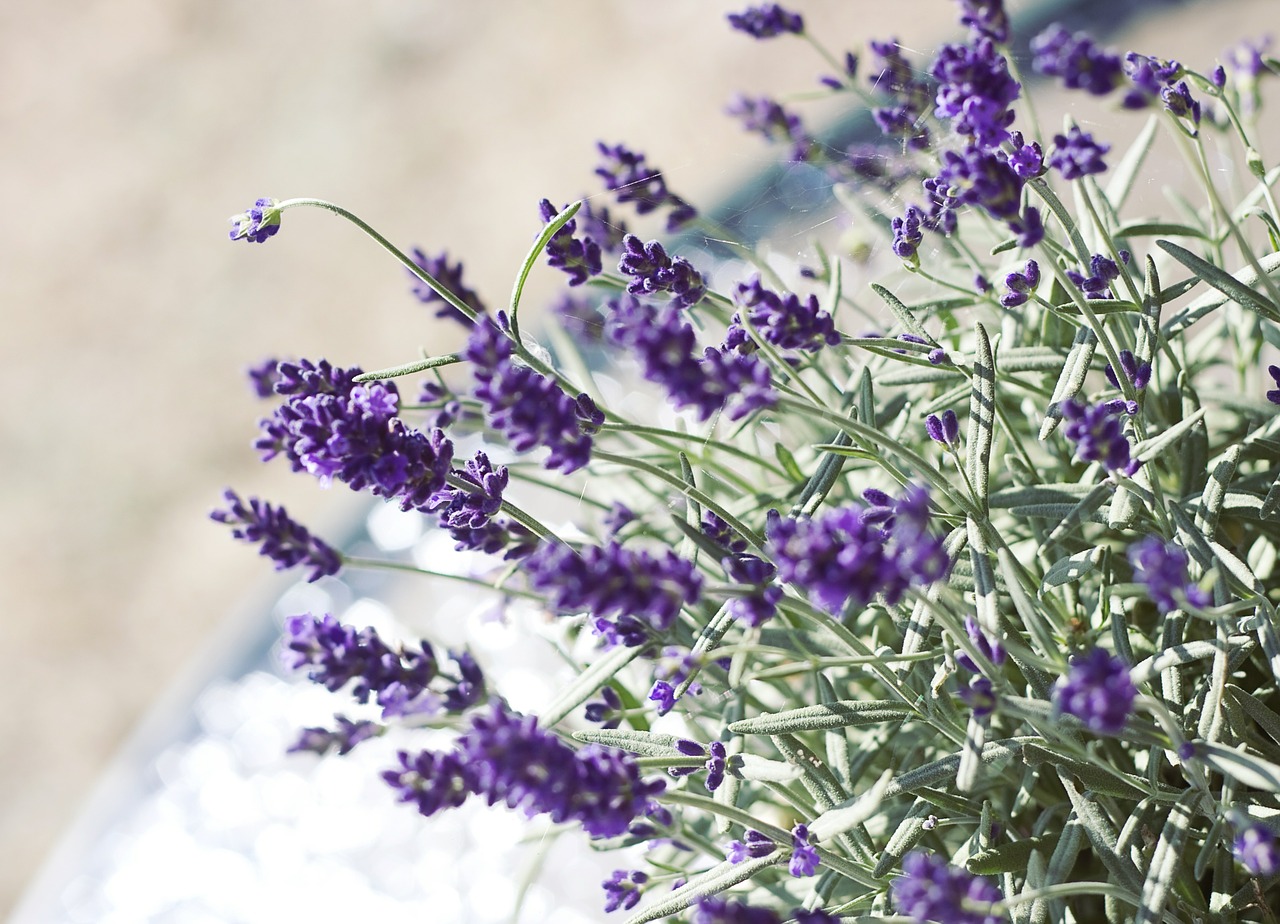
left=1, top=0, right=1271, bottom=918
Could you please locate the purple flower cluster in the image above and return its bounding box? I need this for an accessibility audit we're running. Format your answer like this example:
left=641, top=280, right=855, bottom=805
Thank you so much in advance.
left=1053, top=647, right=1137, bottom=734
left=789, top=824, right=819, bottom=877
left=1105, top=349, right=1151, bottom=413
left=726, top=4, right=803, bottom=39
left=925, top=409, right=960, bottom=448
left=595, top=142, right=697, bottom=232
left=407, top=247, right=489, bottom=322
left=521, top=539, right=703, bottom=647
left=724, top=553, right=781, bottom=627
left=247, top=357, right=284, bottom=398
left=1000, top=259, right=1040, bottom=308
left=539, top=198, right=602, bottom=286
left=602, top=869, right=649, bottom=913
left=211, top=489, right=341, bottom=582
left=289, top=715, right=381, bottom=757
left=730, top=276, right=840, bottom=353
left=1030, top=25, right=1124, bottom=95
left=766, top=485, right=948, bottom=613
left=956, top=615, right=1006, bottom=675
left=1066, top=252, right=1124, bottom=299
left=577, top=200, right=630, bottom=253
left=229, top=197, right=280, bottom=243
left=922, top=145, right=1043, bottom=248
left=1031, top=25, right=1200, bottom=125
left=960, top=676, right=998, bottom=718
left=617, top=235, right=707, bottom=309
left=892, top=206, right=925, bottom=261
left=1006, top=131, right=1044, bottom=179
left=728, top=828, right=777, bottom=863
left=819, top=51, right=861, bottom=91
left=892, top=851, right=1002, bottom=924
left=930, top=37, right=1020, bottom=147
left=466, top=318, right=600, bottom=473
left=384, top=700, right=664, bottom=838
left=1060, top=398, right=1138, bottom=475
left=255, top=360, right=454, bottom=509
left=605, top=295, right=775, bottom=422
left=1047, top=126, right=1110, bottom=180
left=1268, top=365, right=1280, bottom=405
left=1235, top=823, right=1280, bottom=877
left=725, top=95, right=814, bottom=164
left=691, top=896, right=781, bottom=924
left=868, top=39, right=934, bottom=150
left=584, top=685, right=624, bottom=728
left=1127, top=536, right=1209, bottom=614
left=673, top=739, right=730, bottom=791
left=282, top=613, right=485, bottom=718
left=958, top=0, right=1010, bottom=45
left=426, top=452, right=536, bottom=559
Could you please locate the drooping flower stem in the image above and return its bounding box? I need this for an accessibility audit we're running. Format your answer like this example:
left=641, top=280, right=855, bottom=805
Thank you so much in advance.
left=273, top=198, right=482, bottom=324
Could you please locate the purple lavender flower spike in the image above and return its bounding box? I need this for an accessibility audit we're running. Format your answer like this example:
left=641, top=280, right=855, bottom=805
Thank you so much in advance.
left=247, top=357, right=284, bottom=398
left=1001, top=259, right=1040, bottom=307
left=726, top=4, right=803, bottom=38
left=1030, top=25, right=1123, bottom=95
left=602, top=869, right=649, bottom=913
left=1048, top=126, right=1110, bottom=180
left=617, top=235, right=707, bottom=309
left=1121, top=52, right=1184, bottom=108
left=648, top=681, right=677, bottom=716
left=228, top=197, right=281, bottom=243
left=956, top=615, right=1005, bottom=673
left=1161, top=81, right=1201, bottom=127
left=1065, top=253, right=1121, bottom=299
left=958, top=0, right=1010, bottom=44
left=466, top=318, right=596, bottom=473
left=282, top=613, right=441, bottom=712
left=819, top=51, right=860, bottom=90
left=521, top=539, right=703, bottom=645
left=868, top=39, right=934, bottom=150
left=289, top=715, right=381, bottom=756
left=727, top=828, right=777, bottom=863
left=426, top=452, right=536, bottom=559
left=1006, top=131, right=1044, bottom=179
left=960, top=676, right=998, bottom=718
left=892, top=205, right=925, bottom=261
left=1128, top=536, right=1210, bottom=613
left=931, top=37, right=1020, bottom=148
left=692, top=895, right=782, bottom=924
left=606, top=296, right=774, bottom=421
left=211, top=489, right=342, bottom=582
left=1053, top=647, right=1137, bottom=734
left=1060, top=398, right=1139, bottom=475
left=937, top=145, right=1023, bottom=219
left=732, top=276, right=840, bottom=353
left=1268, top=365, right=1280, bottom=405
left=789, top=824, right=820, bottom=877
left=726, top=96, right=814, bottom=163
left=595, top=142, right=698, bottom=232
left=255, top=362, right=455, bottom=508
left=584, top=685, right=624, bottom=728
left=892, top=851, right=1003, bottom=924
left=766, top=485, right=947, bottom=613
left=383, top=748, right=476, bottom=818
left=925, top=409, right=960, bottom=447
left=1235, top=823, right=1280, bottom=877
left=407, top=248, right=488, bottom=322
left=539, top=198, right=603, bottom=286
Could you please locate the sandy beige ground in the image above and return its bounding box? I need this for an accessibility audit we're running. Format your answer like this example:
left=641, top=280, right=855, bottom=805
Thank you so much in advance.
left=2, top=0, right=1274, bottom=915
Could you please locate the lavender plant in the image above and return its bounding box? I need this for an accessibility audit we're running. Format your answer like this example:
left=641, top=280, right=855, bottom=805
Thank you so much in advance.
left=216, top=3, right=1280, bottom=922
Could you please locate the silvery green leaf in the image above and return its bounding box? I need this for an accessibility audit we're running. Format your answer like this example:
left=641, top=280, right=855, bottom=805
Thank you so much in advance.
left=1135, top=793, right=1197, bottom=924
left=1105, top=114, right=1158, bottom=211
left=728, top=700, right=914, bottom=735
left=956, top=712, right=986, bottom=793
left=573, top=728, right=682, bottom=757
left=1197, top=444, right=1241, bottom=538
left=1130, top=640, right=1238, bottom=686
left=1115, top=221, right=1208, bottom=239
left=1058, top=777, right=1144, bottom=894
left=1157, top=239, right=1280, bottom=322
left=871, top=283, right=931, bottom=342
left=1132, top=406, right=1207, bottom=463
left=1040, top=326, right=1095, bottom=440
left=1030, top=813, right=1083, bottom=924
left=539, top=644, right=642, bottom=727
left=967, top=324, right=995, bottom=508
left=809, top=769, right=893, bottom=844
left=1197, top=741, right=1280, bottom=791
left=1224, top=684, right=1280, bottom=745
left=734, top=753, right=804, bottom=783
left=990, top=484, right=1093, bottom=507
left=884, top=738, right=1026, bottom=799
left=621, top=853, right=782, bottom=924
left=1041, top=546, right=1103, bottom=591
left=1022, top=742, right=1153, bottom=801
left=967, top=836, right=1050, bottom=875
left=872, top=796, right=933, bottom=878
